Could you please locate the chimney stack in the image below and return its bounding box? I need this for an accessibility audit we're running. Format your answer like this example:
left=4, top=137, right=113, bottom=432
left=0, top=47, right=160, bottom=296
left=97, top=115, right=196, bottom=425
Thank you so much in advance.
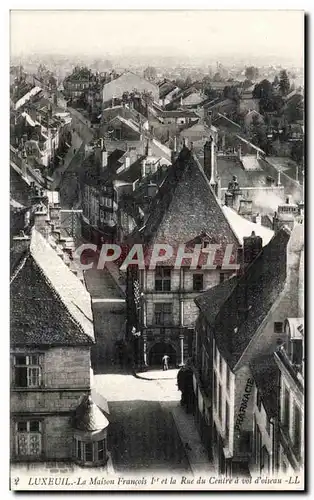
left=296, top=166, right=299, bottom=183
left=243, top=231, right=263, bottom=266
left=141, top=159, right=146, bottom=178
left=204, top=136, right=216, bottom=185
left=237, top=145, right=242, bottom=160
left=207, top=110, right=212, bottom=126
left=146, top=139, right=152, bottom=157
left=277, top=170, right=281, bottom=186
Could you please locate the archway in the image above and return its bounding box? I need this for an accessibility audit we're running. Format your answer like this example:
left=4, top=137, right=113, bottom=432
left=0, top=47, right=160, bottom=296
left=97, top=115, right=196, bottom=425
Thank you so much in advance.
left=148, top=342, right=177, bottom=368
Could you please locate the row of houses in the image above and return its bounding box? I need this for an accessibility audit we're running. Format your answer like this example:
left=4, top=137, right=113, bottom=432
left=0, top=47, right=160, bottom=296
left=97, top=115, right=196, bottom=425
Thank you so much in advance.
left=192, top=221, right=304, bottom=477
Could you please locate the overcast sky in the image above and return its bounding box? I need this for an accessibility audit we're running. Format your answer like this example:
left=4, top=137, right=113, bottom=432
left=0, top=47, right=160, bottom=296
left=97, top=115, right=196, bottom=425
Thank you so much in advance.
left=10, top=10, right=304, bottom=64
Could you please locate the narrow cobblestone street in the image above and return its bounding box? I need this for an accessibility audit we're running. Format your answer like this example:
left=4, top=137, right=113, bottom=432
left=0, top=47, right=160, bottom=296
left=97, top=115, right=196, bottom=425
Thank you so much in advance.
left=93, top=369, right=211, bottom=474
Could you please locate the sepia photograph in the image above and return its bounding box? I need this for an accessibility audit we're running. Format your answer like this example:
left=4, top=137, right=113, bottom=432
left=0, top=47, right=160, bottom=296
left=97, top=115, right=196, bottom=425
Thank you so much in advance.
left=9, top=8, right=305, bottom=491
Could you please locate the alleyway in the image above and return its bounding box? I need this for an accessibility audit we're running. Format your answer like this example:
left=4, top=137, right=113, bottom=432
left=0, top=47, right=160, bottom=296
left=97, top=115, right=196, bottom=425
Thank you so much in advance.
left=94, top=369, right=211, bottom=474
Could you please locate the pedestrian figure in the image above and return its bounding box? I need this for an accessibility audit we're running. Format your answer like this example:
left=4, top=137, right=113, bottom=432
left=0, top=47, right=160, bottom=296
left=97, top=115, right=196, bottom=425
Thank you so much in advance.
left=162, top=354, right=170, bottom=371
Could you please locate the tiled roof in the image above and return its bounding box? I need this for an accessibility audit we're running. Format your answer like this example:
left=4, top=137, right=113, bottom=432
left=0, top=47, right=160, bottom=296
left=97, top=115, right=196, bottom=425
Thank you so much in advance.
left=195, top=276, right=238, bottom=326
left=250, top=354, right=280, bottom=418
left=73, top=394, right=109, bottom=431
left=10, top=229, right=95, bottom=346
left=213, top=227, right=290, bottom=370
left=133, top=148, right=240, bottom=266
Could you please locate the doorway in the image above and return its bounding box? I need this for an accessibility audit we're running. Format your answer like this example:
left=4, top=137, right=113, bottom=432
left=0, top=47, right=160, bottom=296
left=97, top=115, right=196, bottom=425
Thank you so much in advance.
left=149, top=342, right=177, bottom=367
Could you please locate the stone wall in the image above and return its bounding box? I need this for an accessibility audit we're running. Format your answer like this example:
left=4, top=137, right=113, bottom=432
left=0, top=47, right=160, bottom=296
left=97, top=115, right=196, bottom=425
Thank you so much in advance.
left=11, top=346, right=91, bottom=413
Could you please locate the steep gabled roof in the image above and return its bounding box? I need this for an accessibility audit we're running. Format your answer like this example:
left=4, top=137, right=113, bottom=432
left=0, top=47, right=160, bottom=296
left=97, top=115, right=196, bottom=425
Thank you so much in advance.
left=213, top=227, right=290, bottom=370
left=11, top=229, right=95, bottom=346
left=195, top=276, right=238, bottom=326
left=134, top=148, right=240, bottom=266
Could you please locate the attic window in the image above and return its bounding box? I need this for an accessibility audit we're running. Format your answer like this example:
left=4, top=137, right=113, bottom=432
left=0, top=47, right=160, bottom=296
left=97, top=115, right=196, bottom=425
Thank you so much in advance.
left=274, top=322, right=283, bottom=334
left=203, top=241, right=209, bottom=249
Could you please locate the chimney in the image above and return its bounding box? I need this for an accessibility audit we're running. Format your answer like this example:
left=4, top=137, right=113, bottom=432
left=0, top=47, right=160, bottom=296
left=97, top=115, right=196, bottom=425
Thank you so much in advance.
left=146, top=139, right=152, bottom=157
left=254, top=213, right=262, bottom=225
left=239, top=199, right=253, bottom=216
left=214, top=176, right=221, bottom=199
left=141, top=159, right=146, bottom=178
left=207, top=110, right=212, bottom=126
left=277, top=170, right=281, bottom=186
left=243, top=231, right=263, bottom=267
left=173, top=135, right=177, bottom=153
left=204, top=136, right=215, bottom=185
left=237, top=145, right=242, bottom=160
left=225, top=191, right=233, bottom=207
left=102, top=150, right=108, bottom=168
left=296, top=166, right=299, bottom=183
left=286, top=196, right=291, bottom=204
left=11, top=231, right=31, bottom=256
left=125, top=156, right=130, bottom=169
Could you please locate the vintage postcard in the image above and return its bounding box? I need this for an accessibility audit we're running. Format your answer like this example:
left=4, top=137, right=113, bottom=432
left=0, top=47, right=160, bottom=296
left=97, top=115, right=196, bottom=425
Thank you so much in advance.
left=9, top=9, right=304, bottom=491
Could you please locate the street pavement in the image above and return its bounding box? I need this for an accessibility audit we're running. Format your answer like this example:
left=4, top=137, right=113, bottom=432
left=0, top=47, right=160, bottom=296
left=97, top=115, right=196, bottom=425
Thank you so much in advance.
left=94, top=369, right=211, bottom=474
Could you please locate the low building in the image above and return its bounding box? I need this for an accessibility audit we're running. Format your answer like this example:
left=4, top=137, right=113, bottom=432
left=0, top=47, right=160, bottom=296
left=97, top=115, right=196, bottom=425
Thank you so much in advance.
left=10, top=225, right=109, bottom=466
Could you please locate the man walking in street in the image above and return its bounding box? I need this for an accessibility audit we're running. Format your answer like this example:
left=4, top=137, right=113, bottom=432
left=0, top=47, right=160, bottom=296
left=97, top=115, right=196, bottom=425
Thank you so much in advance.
left=162, top=354, right=170, bottom=371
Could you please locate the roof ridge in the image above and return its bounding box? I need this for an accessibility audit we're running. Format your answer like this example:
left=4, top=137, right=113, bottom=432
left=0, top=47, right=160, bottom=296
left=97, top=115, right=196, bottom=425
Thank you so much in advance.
left=10, top=252, right=29, bottom=285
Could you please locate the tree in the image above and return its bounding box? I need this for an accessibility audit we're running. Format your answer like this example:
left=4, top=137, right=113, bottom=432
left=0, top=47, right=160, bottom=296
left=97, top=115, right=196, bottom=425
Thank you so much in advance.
left=213, top=72, right=222, bottom=82
left=143, top=66, right=157, bottom=81
left=223, top=85, right=240, bottom=102
left=285, top=95, right=304, bottom=123
left=203, top=85, right=217, bottom=100
left=245, top=66, right=259, bottom=81
left=183, top=76, right=192, bottom=89
left=249, top=114, right=269, bottom=152
left=291, top=140, right=304, bottom=165
left=273, top=75, right=279, bottom=87
left=279, top=69, right=290, bottom=96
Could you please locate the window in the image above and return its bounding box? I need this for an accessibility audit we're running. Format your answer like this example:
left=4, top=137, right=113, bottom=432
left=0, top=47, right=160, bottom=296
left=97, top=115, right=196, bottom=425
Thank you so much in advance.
left=226, top=366, right=230, bottom=393
left=219, top=353, right=223, bottom=376
left=266, top=418, right=270, bottom=436
left=256, top=390, right=262, bottom=411
left=293, top=403, right=302, bottom=459
left=13, top=354, right=42, bottom=388
left=97, top=439, right=106, bottom=461
left=291, top=340, right=303, bottom=366
left=220, top=272, right=228, bottom=284
left=155, top=267, right=171, bottom=291
left=16, top=420, right=42, bottom=457
left=225, top=401, right=230, bottom=443
left=274, top=322, right=283, bottom=333
left=145, top=163, right=153, bottom=176
left=218, top=383, right=223, bottom=421
left=154, top=303, right=173, bottom=325
left=85, top=442, right=93, bottom=462
left=213, top=370, right=217, bottom=409
left=261, top=445, right=270, bottom=474
left=282, top=385, right=290, bottom=429
left=193, top=274, right=204, bottom=291
left=74, top=438, right=107, bottom=463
